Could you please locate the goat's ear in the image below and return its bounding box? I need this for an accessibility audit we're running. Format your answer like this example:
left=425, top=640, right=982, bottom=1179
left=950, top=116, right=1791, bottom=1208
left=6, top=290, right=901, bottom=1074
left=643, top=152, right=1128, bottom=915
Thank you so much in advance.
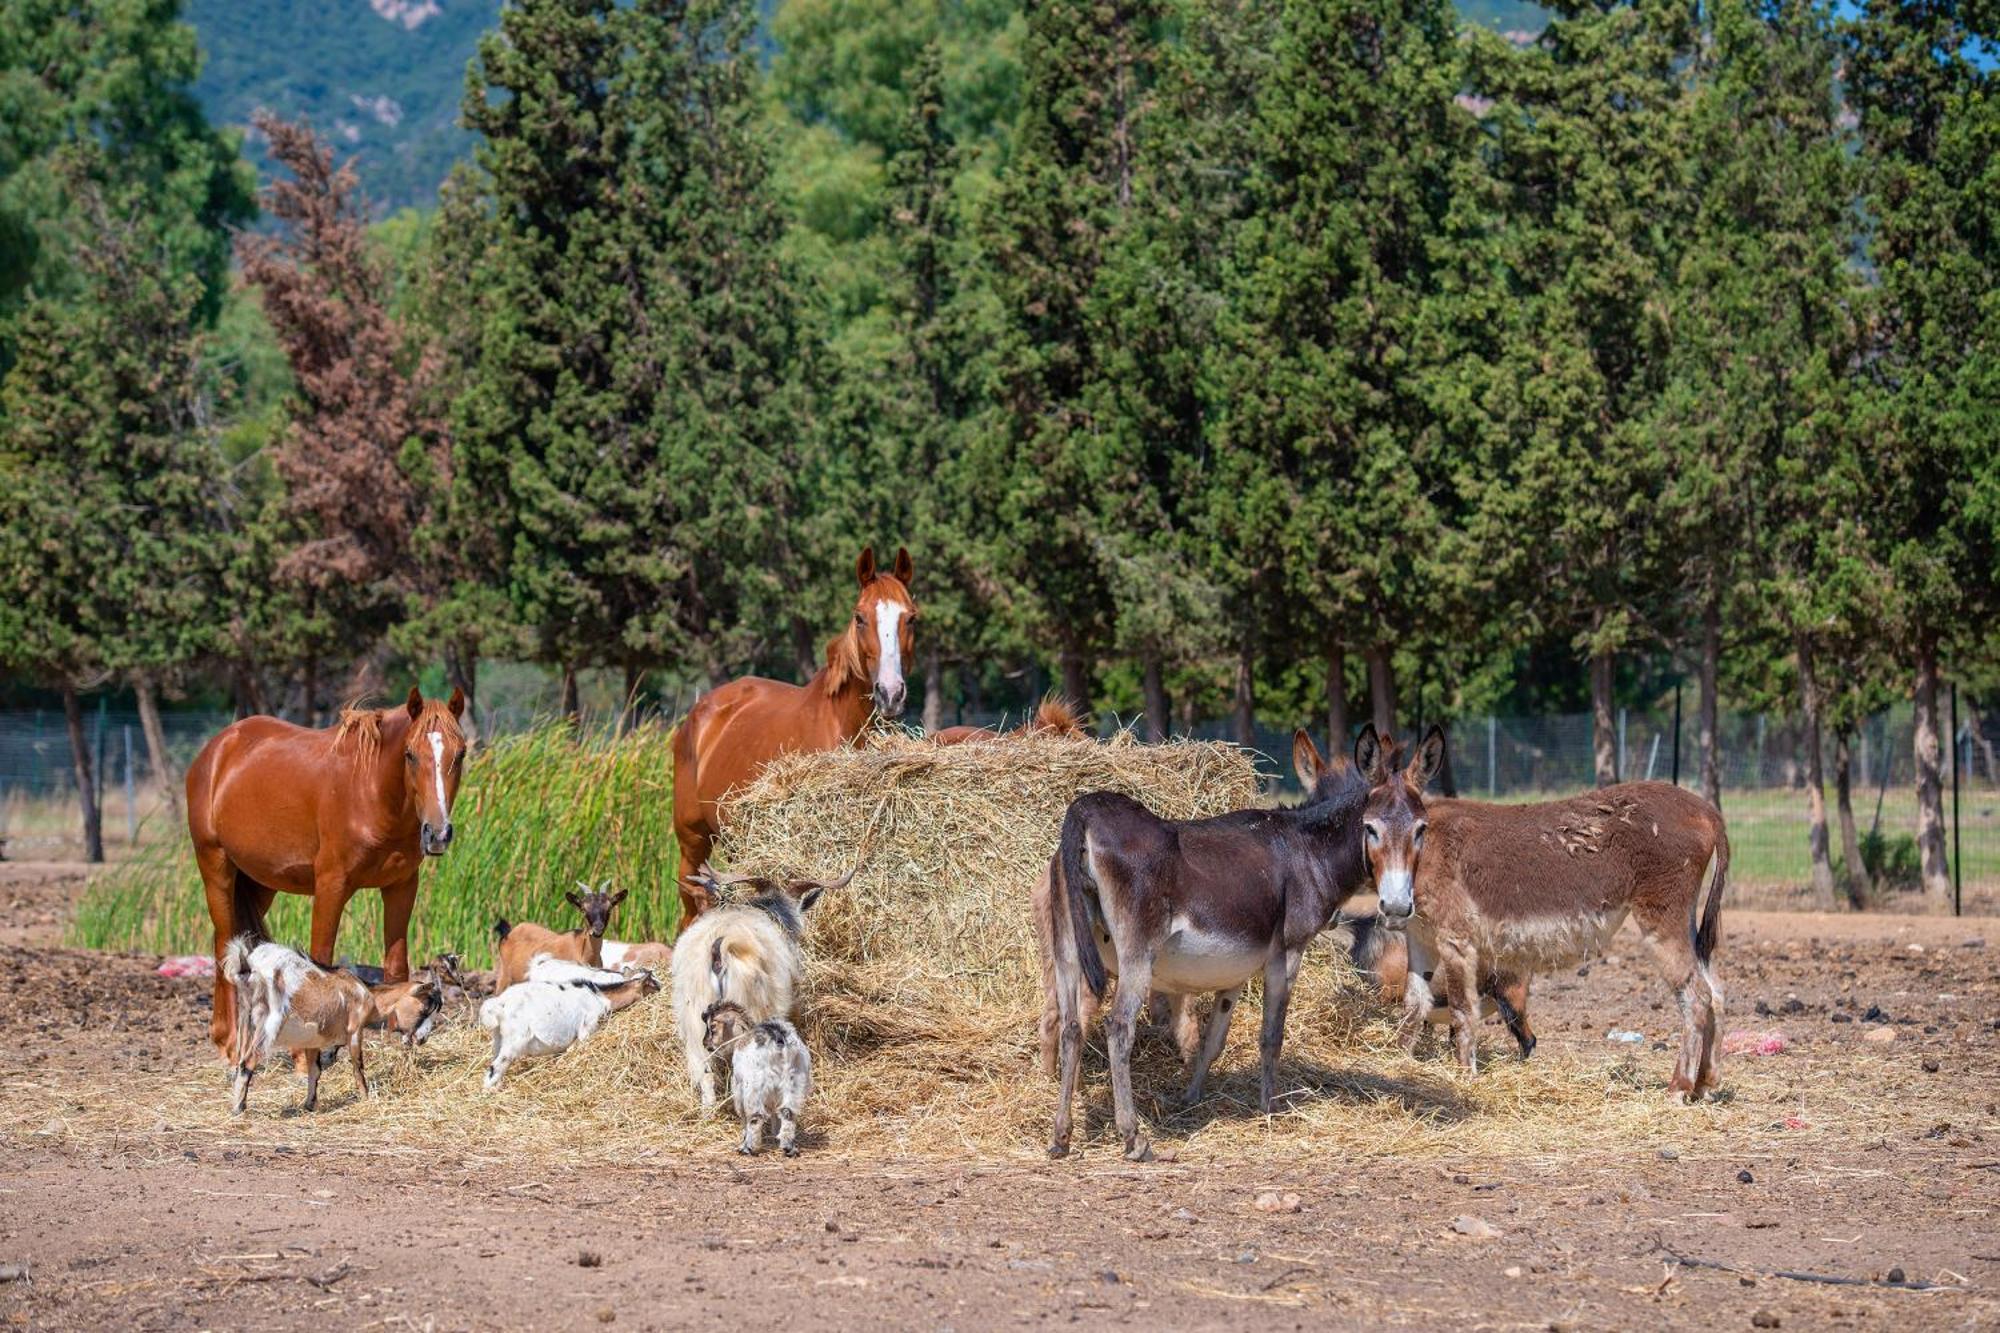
left=1292, top=728, right=1324, bottom=788
left=609, top=888, right=628, bottom=907
left=799, top=885, right=828, bottom=914
left=564, top=890, right=583, bottom=912
left=405, top=685, right=424, bottom=720
left=1407, top=724, right=1447, bottom=790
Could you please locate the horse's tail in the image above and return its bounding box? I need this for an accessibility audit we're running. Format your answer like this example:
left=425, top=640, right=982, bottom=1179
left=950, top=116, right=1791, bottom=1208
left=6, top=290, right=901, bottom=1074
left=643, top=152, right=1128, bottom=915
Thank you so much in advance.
left=494, top=918, right=511, bottom=942
left=1059, top=803, right=1108, bottom=999
left=231, top=871, right=268, bottom=944
left=1695, top=823, right=1729, bottom=966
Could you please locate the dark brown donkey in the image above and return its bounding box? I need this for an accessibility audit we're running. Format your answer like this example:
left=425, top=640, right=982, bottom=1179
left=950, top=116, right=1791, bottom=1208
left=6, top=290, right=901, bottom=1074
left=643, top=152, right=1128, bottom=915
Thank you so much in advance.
left=1047, top=723, right=1444, bottom=1160
left=1393, top=779, right=1729, bottom=1100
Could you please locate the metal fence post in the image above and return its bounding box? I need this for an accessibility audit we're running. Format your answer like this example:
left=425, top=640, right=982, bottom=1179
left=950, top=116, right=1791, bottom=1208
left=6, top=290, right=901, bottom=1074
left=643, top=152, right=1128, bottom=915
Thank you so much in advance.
left=1952, top=684, right=1962, bottom=918
left=1617, top=707, right=1628, bottom=781
left=123, top=725, right=136, bottom=846
left=1487, top=716, right=1497, bottom=797
left=1671, top=682, right=1682, bottom=786
left=93, top=697, right=106, bottom=815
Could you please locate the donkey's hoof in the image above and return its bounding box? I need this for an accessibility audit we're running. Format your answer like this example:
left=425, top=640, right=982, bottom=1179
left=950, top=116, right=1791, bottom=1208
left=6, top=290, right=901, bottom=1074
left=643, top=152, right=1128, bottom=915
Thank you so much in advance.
left=782, top=1145, right=800, bottom=1158
left=1123, top=1138, right=1154, bottom=1163
left=1047, top=1140, right=1071, bottom=1160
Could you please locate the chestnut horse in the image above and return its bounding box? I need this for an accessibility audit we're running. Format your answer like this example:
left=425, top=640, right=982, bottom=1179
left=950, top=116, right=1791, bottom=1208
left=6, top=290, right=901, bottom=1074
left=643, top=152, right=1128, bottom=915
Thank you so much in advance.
left=187, top=687, right=468, bottom=1059
left=932, top=696, right=1087, bottom=745
left=672, top=546, right=917, bottom=923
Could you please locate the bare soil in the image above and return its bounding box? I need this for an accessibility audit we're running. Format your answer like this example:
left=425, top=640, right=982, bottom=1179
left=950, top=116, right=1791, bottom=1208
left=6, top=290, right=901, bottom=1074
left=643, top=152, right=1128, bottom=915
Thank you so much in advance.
left=1, top=867, right=1997, bottom=1331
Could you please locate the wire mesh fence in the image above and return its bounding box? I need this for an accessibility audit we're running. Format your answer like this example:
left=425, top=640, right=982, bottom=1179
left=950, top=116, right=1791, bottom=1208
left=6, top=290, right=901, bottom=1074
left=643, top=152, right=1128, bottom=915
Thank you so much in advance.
left=3, top=700, right=1992, bottom=908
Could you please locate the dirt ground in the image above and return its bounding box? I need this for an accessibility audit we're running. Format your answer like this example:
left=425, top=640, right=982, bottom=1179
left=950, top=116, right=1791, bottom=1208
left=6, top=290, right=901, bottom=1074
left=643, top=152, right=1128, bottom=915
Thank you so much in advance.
left=1, top=864, right=1997, bottom=1331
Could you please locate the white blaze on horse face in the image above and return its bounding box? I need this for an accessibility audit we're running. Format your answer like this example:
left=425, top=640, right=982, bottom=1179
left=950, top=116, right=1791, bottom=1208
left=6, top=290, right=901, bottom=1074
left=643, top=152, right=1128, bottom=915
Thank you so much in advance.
left=428, top=730, right=449, bottom=817
left=873, top=601, right=906, bottom=695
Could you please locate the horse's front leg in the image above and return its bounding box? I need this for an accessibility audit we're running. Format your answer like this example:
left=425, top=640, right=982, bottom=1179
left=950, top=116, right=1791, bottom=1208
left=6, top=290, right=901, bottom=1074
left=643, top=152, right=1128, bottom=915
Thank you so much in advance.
left=1257, top=947, right=1305, bottom=1113
left=380, top=873, right=419, bottom=983
left=308, top=858, right=352, bottom=970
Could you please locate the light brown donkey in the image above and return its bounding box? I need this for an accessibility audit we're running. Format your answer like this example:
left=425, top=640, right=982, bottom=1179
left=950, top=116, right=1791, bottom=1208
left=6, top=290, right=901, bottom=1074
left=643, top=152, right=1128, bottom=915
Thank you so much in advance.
left=1391, top=777, right=1729, bottom=1100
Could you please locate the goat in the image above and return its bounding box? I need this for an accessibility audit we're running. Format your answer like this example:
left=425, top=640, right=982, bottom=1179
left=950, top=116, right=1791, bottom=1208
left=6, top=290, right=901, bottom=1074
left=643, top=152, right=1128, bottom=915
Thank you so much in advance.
left=703, top=1001, right=813, bottom=1156
left=492, top=882, right=626, bottom=993
left=600, top=939, right=673, bottom=973
left=1342, top=912, right=1537, bottom=1058
left=478, top=963, right=658, bottom=1091
left=669, top=864, right=850, bottom=1113
left=352, top=953, right=464, bottom=1050
left=224, top=935, right=374, bottom=1116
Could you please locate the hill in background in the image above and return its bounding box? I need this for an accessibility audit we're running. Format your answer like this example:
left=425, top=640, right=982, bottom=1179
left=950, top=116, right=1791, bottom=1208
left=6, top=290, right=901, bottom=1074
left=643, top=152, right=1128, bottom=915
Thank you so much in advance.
left=188, top=0, right=1548, bottom=213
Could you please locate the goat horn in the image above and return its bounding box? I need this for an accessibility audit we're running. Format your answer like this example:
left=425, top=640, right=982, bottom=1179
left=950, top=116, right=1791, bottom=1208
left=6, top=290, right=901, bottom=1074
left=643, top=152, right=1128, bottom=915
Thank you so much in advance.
left=802, top=866, right=858, bottom=893
left=688, top=868, right=760, bottom=888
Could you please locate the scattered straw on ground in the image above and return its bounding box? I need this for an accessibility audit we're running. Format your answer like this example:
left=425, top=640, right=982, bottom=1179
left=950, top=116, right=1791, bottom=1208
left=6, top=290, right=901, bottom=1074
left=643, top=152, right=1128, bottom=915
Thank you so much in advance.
left=1, top=731, right=1973, bottom=1167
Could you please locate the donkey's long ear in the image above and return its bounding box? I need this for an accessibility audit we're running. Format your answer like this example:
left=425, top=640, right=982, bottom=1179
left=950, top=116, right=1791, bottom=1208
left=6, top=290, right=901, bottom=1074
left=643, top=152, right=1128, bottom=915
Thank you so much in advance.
left=1407, top=724, right=1447, bottom=790
left=856, top=545, right=878, bottom=585
left=1354, top=723, right=1391, bottom=784
left=405, top=685, right=424, bottom=719
left=1292, top=728, right=1325, bottom=788
left=891, top=546, right=913, bottom=585
left=447, top=686, right=467, bottom=718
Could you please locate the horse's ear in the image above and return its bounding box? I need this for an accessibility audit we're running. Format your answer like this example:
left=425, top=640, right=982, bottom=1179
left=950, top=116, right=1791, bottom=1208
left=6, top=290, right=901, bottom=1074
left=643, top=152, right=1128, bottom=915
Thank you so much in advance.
left=1408, top=724, right=1447, bottom=790
left=1292, top=728, right=1325, bottom=787
left=447, top=686, right=466, bottom=719
left=1355, top=723, right=1390, bottom=784
left=892, top=546, right=913, bottom=585
left=405, top=685, right=423, bottom=719
left=856, top=545, right=877, bottom=586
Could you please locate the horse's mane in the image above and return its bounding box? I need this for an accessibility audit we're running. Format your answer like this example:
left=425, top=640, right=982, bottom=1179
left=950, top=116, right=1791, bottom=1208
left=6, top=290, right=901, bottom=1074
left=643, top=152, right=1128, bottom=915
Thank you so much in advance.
left=332, top=707, right=382, bottom=764
left=411, top=697, right=465, bottom=741
left=824, top=626, right=868, bottom=698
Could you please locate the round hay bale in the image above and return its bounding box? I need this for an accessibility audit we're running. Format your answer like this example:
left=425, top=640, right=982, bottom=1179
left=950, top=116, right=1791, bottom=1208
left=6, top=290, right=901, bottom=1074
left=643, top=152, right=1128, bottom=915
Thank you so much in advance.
left=711, top=730, right=1260, bottom=1047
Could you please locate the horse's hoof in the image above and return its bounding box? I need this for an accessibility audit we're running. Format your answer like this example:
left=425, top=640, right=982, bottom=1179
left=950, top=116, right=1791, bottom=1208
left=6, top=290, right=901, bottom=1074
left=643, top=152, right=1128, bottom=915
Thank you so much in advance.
left=738, top=1146, right=756, bottom=1156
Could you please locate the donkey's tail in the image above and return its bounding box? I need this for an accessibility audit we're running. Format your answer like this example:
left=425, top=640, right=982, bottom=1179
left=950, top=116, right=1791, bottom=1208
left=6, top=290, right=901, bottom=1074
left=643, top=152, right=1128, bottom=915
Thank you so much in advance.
left=1059, top=803, right=1108, bottom=999
left=1695, top=826, right=1729, bottom=965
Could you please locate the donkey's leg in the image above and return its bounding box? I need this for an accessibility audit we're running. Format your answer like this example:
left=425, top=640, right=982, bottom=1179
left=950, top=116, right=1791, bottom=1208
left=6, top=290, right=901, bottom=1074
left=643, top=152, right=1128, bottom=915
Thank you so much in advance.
left=1257, top=948, right=1305, bottom=1113
left=1493, top=970, right=1537, bottom=1059
left=1181, top=985, right=1243, bottom=1108
left=1693, top=959, right=1724, bottom=1098
left=1105, top=952, right=1155, bottom=1161
left=1637, top=918, right=1705, bottom=1103
left=1436, top=940, right=1482, bottom=1074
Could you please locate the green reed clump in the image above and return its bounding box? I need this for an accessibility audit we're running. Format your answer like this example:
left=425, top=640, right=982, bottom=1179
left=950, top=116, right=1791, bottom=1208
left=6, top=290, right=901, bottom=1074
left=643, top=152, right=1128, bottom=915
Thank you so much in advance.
left=67, top=721, right=682, bottom=968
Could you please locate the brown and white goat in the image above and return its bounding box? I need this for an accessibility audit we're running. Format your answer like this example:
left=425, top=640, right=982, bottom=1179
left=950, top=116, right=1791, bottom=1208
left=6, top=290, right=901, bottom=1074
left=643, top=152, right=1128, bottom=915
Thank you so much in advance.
left=225, top=935, right=374, bottom=1116
left=353, top=952, right=463, bottom=1049
left=670, top=865, right=849, bottom=1113
left=492, top=882, right=626, bottom=992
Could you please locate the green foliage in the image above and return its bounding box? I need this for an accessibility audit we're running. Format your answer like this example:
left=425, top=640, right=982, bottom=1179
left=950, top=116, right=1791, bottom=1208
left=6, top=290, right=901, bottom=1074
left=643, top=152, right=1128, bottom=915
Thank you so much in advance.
left=70, top=722, right=684, bottom=965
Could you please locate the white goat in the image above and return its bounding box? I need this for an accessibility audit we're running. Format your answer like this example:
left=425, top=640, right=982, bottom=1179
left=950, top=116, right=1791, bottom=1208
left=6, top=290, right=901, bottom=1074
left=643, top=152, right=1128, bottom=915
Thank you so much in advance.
left=703, top=1002, right=812, bottom=1156
left=478, top=960, right=658, bottom=1091
left=224, top=935, right=373, bottom=1116
left=669, top=865, right=850, bottom=1113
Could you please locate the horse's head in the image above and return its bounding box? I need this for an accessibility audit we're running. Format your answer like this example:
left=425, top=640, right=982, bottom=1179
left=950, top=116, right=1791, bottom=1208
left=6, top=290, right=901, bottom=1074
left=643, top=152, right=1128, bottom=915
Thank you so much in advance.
left=564, top=880, right=627, bottom=939
left=1354, top=723, right=1445, bottom=923
left=402, top=685, right=468, bottom=855
left=850, top=545, right=918, bottom=719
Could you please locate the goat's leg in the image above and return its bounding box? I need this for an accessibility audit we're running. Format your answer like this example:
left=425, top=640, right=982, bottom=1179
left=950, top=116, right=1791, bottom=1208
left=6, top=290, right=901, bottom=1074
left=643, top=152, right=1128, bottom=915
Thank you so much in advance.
left=1257, top=947, right=1304, bottom=1113
left=231, top=1045, right=256, bottom=1116
left=1180, top=985, right=1242, bottom=1109
left=484, top=1032, right=508, bottom=1092
left=779, top=1104, right=800, bottom=1157
left=303, top=1051, right=323, bottom=1111
left=349, top=1021, right=370, bottom=1100
left=740, top=1112, right=765, bottom=1156
left=1394, top=932, right=1436, bottom=1054
left=1105, top=953, right=1153, bottom=1161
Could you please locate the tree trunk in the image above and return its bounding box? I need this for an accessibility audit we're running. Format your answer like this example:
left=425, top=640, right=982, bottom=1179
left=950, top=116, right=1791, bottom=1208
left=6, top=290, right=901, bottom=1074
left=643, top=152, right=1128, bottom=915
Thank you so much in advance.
left=1325, top=643, right=1348, bottom=759
left=1233, top=631, right=1257, bottom=748
left=444, top=638, right=478, bottom=711
left=1835, top=725, right=1867, bottom=909
left=1366, top=645, right=1396, bottom=737
left=1140, top=653, right=1170, bottom=743
left=63, top=687, right=104, bottom=864
left=791, top=616, right=817, bottom=683
left=1059, top=647, right=1090, bottom=715
left=1796, top=635, right=1837, bottom=908
left=1966, top=696, right=1999, bottom=784
left=1699, top=592, right=1722, bottom=809
left=921, top=647, right=944, bottom=734
left=1913, top=636, right=1949, bottom=901
left=302, top=655, right=319, bottom=728
left=1434, top=721, right=1459, bottom=797
left=559, top=664, right=580, bottom=729
left=1590, top=649, right=1617, bottom=787
left=134, top=676, right=181, bottom=818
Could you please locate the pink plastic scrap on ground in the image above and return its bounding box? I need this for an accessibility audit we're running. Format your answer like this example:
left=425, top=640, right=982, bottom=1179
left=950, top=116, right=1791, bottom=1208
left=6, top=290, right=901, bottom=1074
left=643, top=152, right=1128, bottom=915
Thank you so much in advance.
left=156, top=955, right=215, bottom=978
left=1721, top=1029, right=1787, bottom=1056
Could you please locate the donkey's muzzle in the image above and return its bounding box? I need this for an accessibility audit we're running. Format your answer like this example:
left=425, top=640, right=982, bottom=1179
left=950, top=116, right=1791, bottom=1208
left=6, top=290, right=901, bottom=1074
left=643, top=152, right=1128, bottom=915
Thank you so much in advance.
left=421, top=821, right=454, bottom=855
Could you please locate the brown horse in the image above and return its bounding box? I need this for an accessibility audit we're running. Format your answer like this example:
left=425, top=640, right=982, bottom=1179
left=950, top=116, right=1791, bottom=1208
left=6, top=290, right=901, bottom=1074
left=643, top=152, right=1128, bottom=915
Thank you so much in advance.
left=1395, top=779, right=1728, bottom=1099
left=672, top=546, right=916, bottom=922
left=932, top=697, right=1088, bottom=745
left=187, top=686, right=468, bottom=1059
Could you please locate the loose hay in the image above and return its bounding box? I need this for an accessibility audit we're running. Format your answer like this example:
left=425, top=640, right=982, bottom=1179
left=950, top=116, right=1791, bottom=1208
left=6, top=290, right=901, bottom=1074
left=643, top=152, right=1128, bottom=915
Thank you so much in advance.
left=0, top=731, right=1931, bottom=1166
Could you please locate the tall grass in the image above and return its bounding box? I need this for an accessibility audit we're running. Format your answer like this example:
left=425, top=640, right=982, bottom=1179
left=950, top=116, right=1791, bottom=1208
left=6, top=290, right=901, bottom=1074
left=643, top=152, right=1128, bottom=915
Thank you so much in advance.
left=67, top=721, right=682, bottom=968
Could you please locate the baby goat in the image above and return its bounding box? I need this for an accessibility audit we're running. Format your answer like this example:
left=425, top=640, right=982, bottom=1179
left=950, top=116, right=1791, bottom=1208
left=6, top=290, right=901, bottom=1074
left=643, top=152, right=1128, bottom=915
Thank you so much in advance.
left=492, top=882, right=626, bottom=993
left=224, top=936, right=374, bottom=1116
left=478, top=961, right=657, bottom=1091
left=703, top=1001, right=812, bottom=1156
left=352, top=953, right=464, bottom=1050
left=669, top=864, right=850, bottom=1113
